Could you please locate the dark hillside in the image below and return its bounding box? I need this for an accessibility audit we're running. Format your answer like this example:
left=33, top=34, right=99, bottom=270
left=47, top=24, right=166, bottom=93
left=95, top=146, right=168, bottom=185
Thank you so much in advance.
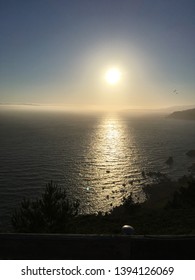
left=168, top=108, right=195, bottom=120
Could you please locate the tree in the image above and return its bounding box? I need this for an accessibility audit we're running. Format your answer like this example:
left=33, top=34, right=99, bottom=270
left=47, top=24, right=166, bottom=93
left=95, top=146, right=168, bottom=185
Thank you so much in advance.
left=12, top=181, right=80, bottom=233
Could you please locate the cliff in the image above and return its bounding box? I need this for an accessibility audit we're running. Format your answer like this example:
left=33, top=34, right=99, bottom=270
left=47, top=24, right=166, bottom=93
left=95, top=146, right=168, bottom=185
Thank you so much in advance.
left=168, top=108, right=195, bottom=120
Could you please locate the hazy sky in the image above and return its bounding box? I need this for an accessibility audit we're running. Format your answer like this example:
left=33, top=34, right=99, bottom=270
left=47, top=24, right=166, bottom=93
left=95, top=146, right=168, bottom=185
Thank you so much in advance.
left=0, top=0, right=194, bottom=110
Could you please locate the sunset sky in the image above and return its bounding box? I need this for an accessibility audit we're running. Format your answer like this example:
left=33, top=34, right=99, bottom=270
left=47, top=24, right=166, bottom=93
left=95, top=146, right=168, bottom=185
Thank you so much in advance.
left=0, top=0, right=194, bottom=110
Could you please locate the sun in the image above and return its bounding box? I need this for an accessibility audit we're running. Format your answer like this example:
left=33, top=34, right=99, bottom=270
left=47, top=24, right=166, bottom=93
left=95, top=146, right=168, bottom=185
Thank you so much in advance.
left=105, top=67, right=121, bottom=85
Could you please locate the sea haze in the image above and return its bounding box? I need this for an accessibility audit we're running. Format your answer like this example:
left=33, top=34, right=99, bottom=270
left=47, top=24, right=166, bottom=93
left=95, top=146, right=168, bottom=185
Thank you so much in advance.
left=0, top=108, right=195, bottom=230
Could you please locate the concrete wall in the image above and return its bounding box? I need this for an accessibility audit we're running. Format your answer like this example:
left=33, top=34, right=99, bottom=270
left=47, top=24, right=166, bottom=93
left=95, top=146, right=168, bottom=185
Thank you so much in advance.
left=0, top=234, right=195, bottom=259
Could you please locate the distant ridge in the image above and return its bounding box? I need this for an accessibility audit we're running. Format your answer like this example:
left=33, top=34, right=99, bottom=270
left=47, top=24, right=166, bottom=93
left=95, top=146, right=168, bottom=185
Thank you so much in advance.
left=168, top=108, right=195, bottom=120
left=161, top=105, right=195, bottom=113
left=0, top=103, right=40, bottom=106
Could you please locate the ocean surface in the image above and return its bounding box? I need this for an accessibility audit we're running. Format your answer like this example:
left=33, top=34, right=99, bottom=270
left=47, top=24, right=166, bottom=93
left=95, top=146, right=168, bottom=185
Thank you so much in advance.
left=0, top=108, right=195, bottom=230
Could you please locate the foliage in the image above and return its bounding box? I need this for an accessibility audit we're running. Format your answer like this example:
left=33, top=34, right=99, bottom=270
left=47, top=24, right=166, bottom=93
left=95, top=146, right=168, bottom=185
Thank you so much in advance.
left=110, top=194, right=140, bottom=219
left=166, top=177, right=195, bottom=209
left=11, top=176, right=195, bottom=235
left=12, top=181, right=79, bottom=233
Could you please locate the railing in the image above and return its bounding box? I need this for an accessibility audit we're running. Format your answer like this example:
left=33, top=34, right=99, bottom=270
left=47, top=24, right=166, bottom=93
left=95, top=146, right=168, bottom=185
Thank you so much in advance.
left=0, top=234, right=195, bottom=259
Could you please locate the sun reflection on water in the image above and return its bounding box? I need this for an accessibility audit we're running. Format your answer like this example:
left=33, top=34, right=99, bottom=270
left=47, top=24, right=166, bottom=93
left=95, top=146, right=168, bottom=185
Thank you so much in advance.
left=79, top=114, right=145, bottom=214
left=96, top=117, right=124, bottom=159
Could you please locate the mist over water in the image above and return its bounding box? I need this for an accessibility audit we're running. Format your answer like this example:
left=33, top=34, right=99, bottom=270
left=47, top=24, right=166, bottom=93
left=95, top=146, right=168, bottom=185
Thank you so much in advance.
left=0, top=108, right=195, bottom=230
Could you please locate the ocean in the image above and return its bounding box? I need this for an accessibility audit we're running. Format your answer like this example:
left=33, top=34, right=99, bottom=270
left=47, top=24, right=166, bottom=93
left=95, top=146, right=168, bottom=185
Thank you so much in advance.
left=0, top=108, right=195, bottom=230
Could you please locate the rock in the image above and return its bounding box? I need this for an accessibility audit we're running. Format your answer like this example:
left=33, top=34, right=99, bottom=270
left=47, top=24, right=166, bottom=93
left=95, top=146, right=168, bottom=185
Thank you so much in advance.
left=188, top=163, right=195, bottom=173
left=165, top=156, right=173, bottom=165
left=186, top=150, right=195, bottom=157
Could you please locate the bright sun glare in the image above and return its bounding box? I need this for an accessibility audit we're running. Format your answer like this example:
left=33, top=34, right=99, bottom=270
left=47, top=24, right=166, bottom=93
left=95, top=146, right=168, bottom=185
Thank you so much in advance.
left=105, top=68, right=121, bottom=85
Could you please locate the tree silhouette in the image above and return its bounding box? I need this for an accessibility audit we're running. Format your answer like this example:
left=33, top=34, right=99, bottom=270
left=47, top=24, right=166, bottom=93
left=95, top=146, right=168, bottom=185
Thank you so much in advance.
left=12, top=181, right=80, bottom=233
